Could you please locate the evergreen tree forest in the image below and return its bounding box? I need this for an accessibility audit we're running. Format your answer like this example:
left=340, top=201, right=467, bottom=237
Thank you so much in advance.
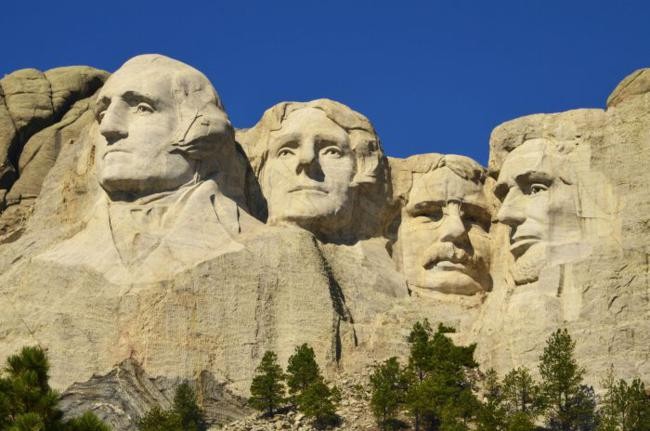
left=2, top=325, right=649, bottom=431
left=366, top=324, right=650, bottom=431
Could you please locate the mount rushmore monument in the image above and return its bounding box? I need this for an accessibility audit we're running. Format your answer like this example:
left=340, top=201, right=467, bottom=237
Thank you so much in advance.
left=0, top=54, right=647, bottom=425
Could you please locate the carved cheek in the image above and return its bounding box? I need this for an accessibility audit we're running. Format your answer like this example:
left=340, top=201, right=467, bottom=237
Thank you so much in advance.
left=322, top=157, right=354, bottom=189
left=526, top=192, right=552, bottom=225
left=266, top=158, right=294, bottom=188
left=468, top=227, right=491, bottom=261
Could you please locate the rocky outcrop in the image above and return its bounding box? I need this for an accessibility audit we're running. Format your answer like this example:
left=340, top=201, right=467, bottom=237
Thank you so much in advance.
left=0, top=65, right=108, bottom=242
left=60, top=359, right=251, bottom=431
left=0, top=55, right=649, bottom=430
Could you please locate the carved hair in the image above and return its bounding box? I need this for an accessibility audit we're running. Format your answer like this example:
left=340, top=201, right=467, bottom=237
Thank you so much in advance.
left=393, top=153, right=488, bottom=206
left=241, top=98, right=384, bottom=187
left=430, top=154, right=487, bottom=185
left=488, top=109, right=606, bottom=181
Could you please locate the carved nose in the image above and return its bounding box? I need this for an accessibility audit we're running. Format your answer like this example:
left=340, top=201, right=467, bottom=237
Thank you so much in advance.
left=295, top=145, right=318, bottom=175
left=439, top=214, right=467, bottom=242
left=497, top=194, right=526, bottom=227
left=99, top=107, right=128, bottom=144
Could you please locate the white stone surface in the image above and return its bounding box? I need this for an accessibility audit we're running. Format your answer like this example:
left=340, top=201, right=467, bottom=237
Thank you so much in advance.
left=0, top=55, right=648, bottom=414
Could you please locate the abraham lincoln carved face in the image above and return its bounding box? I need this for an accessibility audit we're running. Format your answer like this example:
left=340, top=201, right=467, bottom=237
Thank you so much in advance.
left=495, top=139, right=581, bottom=285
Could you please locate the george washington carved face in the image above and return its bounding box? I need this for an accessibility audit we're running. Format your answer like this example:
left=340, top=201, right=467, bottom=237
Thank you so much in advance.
left=93, top=54, right=233, bottom=201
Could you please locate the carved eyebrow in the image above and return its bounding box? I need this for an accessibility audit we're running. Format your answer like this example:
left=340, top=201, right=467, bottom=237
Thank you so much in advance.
left=121, top=91, right=158, bottom=108
left=462, top=202, right=491, bottom=220
left=314, top=134, right=345, bottom=144
left=94, top=96, right=110, bottom=117
left=93, top=91, right=159, bottom=118
left=270, top=133, right=300, bottom=148
left=515, top=170, right=554, bottom=187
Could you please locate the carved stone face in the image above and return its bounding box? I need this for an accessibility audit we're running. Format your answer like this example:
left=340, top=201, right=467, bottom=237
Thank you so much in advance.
left=261, top=108, right=356, bottom=231
left=495, top=139, right=580, bottom=284
left=398, top=167, right=491, bottom=295
left=94, top=66, right=195, bottom=198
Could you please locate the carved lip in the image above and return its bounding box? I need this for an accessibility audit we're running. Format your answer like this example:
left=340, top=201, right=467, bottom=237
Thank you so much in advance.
left=510, top=235, right=540, bottom=257
left=428, top=260, right=467, bottom=272
left=103, top=148, right=131, bottom=158
left=288, top=185, right=328, bottom=194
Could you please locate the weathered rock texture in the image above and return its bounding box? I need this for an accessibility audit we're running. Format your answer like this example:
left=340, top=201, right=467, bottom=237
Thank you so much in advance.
left=0, top=55, right=649, bottom=429
left=59, top=359, right=251, bottom=431
left=0, top=65, right=108, bottom=242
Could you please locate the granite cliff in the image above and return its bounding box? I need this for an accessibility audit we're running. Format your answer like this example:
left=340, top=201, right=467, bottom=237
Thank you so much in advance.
left=0, top=54, right=648, bottom=429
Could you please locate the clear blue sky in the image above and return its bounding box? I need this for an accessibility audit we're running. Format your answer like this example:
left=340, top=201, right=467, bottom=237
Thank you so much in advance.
left=2, top=0, right=649, bottom=165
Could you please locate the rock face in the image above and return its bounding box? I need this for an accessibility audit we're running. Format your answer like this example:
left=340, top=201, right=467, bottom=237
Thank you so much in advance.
left=59, top=359, right=251, bottom=431
left=0, top=65, right=108, bottom=242
left=0, top=54, right=649, bottom=429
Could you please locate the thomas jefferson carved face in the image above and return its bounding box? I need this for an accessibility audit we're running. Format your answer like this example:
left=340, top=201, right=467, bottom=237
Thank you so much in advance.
left=261, top=107, right=357, bottom=231
left=397, top=158, right=492, bottom=295
left=94, top=62, right=195, bottom=199
left=495, top=139, right=581, bottom=284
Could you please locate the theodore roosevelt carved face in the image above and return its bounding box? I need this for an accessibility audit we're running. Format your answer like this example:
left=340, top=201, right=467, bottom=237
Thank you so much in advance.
left=397, top=155, right=492, bottom=295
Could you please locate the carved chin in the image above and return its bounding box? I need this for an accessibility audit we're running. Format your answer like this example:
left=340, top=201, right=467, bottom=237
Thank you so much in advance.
left=511, top=242, right=547, bottom=285
left=268, top=195, right=353, bottom=232
left=270, top=207, right=353, bottom=235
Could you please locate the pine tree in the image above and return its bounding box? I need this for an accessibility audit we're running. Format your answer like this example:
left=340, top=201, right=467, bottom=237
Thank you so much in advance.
left=297, top=380, right=340, bottom=429
left=286, top=344, right=321, bottom=403
left=598, top=368, right=650, bottom=431
left=405, top=320, right=433, bottom=431
left=0, top=375, right=11, bottom=430
left=138, top=406, right=182, bottom=431
left=0, top=345, right=111, bottom=431
left=249, top=351, right=286, bottom=417
left=3, top=346, right=63, bottom=429
left=369, top=357, right=408, bottom=430
left=286, top=344, right=340, bottom=428
left=477, top=369, right=506, bottom=431
left=138, top=382, right=205, bottom=431
left=172, top=383, right=205, bottom=431
left=539, top=329, right=596, bottom=431
left=501, top=367, right=542, bottom=430
left=404, top=321, right=480, bottom=431
left=407, top=320, right=434, bottom=384
left=65, top=411, right=112, bottom=431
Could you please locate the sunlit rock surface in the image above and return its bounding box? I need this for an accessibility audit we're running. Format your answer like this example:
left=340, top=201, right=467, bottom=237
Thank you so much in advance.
left=0, top=55, right=648, bottom=429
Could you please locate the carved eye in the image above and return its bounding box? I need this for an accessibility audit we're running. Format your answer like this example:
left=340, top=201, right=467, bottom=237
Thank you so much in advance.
left=96, top=110, right=106, bottom=123
left=494, top=183, right=510, bottom=202
left=321, top=146, right=343, bottom=158
left=277, top=148, right=294, bottom=158
left=463, top=214, right=491, bottom=233
left=414, top=208, right=443, bottom=223
left=529, top=183, right=549, bottom=195
left=429, top=209, right=444, bottom=222
left=135, top=103, right=154, bottom=114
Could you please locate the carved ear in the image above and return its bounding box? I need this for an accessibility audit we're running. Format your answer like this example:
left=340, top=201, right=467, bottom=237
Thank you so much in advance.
left=351, top=130, right=382, bottom=186
left=169, top=72, right=234, bottom=157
